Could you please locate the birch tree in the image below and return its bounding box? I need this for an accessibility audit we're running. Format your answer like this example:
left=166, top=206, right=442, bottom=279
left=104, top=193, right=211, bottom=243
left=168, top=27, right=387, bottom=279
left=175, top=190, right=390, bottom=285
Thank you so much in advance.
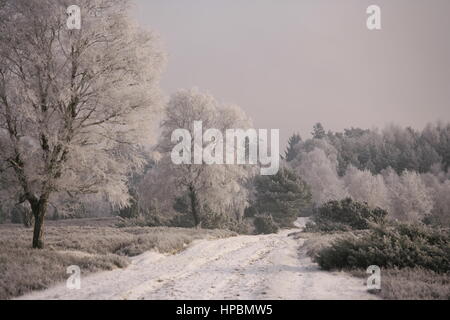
left=294, top=147, right=348, bottom=205
left=343, top=165, right=390, bottom=211
left=420, top=170, right=450, bottom=226
left=156, top=89, right=255, bottom=227
left=383, top=169, right=433, bottom=222
left=0, top=0, right=165, bottom=247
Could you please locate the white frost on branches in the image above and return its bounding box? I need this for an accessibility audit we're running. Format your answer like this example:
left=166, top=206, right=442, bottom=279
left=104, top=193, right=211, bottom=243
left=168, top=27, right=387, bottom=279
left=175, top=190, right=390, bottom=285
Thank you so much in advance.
left=0, top=0, right=166, bottom=210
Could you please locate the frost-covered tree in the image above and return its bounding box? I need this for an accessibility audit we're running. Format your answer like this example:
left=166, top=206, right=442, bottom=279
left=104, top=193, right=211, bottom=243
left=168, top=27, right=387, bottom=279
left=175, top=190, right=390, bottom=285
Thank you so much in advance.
left=289, top=136, right=339, bottom=166
left=421, top=170, right=450, bottom=226
left=428, top=180, right=450, bottom=226
left=322, top=123, right=447, bottom=175
left=421, top=122, right=450, bottom=171
left=0, top=0, right=165, bottom=247
left=294, top=147, right=348, bottom=205
left=155, top=89, right=255, bottom=227
left=383, top=169, right=433, bottom=222
left=343, top=165, right=390, bottom=211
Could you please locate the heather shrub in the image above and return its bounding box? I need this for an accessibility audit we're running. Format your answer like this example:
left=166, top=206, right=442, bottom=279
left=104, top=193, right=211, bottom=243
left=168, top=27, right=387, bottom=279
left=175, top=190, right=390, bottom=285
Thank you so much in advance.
left=254, top=215, right=279, bottom=234
left=198, top=211, right=250, bottom=234
left=305, top=198, right=388, bottom=232
left=314, top=223, right=450, bottom=273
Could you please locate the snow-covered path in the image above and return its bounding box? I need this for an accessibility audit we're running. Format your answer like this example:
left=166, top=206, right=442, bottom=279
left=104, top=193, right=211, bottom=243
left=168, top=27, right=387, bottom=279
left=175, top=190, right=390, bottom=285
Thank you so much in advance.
left=18, top=222, right=377, bottom=300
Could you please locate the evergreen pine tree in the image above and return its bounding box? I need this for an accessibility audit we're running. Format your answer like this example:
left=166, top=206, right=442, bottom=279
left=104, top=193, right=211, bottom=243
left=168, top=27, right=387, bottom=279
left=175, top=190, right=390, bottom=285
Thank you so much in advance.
left=284, top=133, right=302, bottom=162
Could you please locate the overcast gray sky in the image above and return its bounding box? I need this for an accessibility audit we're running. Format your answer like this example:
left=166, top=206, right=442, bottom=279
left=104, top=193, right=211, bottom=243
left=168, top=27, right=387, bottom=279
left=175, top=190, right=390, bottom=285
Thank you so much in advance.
left=133, top=0, right=450, bottom=145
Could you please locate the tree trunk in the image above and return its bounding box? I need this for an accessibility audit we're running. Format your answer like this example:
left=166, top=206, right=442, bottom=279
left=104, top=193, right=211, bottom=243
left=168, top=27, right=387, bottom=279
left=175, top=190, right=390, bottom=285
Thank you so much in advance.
left=188, top=185, right=200, bottom=227
left=31, top=198, right=48, bottom=249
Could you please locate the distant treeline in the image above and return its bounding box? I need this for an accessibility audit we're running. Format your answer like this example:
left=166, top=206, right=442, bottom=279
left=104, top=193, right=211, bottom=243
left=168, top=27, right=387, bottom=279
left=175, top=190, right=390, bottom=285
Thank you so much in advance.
left=285, top=122, right=450, bottom=176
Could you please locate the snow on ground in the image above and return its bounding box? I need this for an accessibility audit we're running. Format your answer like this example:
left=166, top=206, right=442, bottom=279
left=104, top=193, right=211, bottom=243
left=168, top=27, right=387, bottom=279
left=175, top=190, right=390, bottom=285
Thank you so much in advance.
left=18, top=219, right=377, bottom=300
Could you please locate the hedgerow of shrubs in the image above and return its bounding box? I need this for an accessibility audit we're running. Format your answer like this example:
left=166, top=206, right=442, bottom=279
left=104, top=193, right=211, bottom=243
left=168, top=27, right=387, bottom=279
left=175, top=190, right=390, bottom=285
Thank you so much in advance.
left=305, top=198, right=388, bottom=232
left=314, top=223, right=450, bottom=273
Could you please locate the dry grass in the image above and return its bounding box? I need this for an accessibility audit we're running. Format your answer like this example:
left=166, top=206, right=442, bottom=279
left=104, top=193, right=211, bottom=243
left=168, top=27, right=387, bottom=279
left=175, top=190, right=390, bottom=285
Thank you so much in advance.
left=0, top=219, right=235, bottom=300
left=349, top=268, right=450, bottom=300
left=379, top=268, right=450, bottom=300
